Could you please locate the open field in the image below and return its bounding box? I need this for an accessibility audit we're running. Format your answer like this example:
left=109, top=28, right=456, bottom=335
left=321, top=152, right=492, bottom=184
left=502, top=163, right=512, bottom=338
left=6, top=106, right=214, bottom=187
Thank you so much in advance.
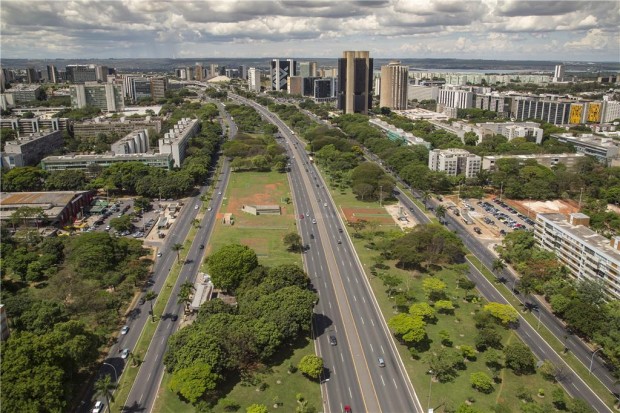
left=205, top=170, right=301, bottom=268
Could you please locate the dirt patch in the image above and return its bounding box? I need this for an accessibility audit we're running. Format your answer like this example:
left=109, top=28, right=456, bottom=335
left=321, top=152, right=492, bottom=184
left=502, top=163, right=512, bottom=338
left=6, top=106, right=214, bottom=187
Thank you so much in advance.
left=342, top=207, right=396, bottom=224
left=511, top=198, right=580, bottom=216
left=226, top=182, right=286, bottom=217
left=385, top=204, right=417, bottom=229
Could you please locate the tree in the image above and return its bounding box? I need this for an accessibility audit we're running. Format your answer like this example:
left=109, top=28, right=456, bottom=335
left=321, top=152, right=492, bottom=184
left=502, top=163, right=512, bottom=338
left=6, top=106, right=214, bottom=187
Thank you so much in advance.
left=504, top=342, right=536, bottom=375
left=461, top=345, right=477, bottom=360
left=483, top=302, right=519, bottom=326
left=1, top=167, right=48, bottom=192
left=283, top=232, right=303, bottom=252
left=388, top=313, right=427, bottom=344
left=409, top=302, right=435, bottom=321
left=297, top=355, right=323, bottom=379
left=424, top=347, right=462, bottom=382
left=246, top=404, right=269, bottom=413
left=94, top=374, right=116, bottom=410
left=435, top=204, right=446, bottom=223
left=422, top=278, right=448, bottom=301
left=133, top=196, right=151, bottom=212
left=475, top=326, right=503, bottom=350
left=206, top=244, right=258, bottom=292
left=45, top=170, right=88, bottom=191
left=470, top=372, right=494, bottom=393
left=168, top=363, right=220, bottom=404
left=109, top=214, right=132, bottom=232
left=171, top=243, right=184, bottom=263
left=178, top=281, right=195, bottom=313
left=492, top=259, right=506, bottom=277
left=435, top=300, right=455, bottom=314
left=145, top=290, right=157, bottom=322
left=456, top=404, right=482, bottom=413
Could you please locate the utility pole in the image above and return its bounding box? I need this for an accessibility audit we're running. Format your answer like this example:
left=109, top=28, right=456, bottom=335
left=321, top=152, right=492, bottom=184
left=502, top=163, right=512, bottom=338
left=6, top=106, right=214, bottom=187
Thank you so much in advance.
left=578, top=187, right=584, bottom=209
left=379, top=185, right=383, bottom=207
left=499, top=181, right=503, bottom=202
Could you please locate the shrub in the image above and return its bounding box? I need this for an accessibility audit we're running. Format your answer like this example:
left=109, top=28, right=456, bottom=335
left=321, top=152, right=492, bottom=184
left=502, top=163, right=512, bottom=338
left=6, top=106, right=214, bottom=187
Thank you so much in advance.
left=470, top=372, right=494, bottom=393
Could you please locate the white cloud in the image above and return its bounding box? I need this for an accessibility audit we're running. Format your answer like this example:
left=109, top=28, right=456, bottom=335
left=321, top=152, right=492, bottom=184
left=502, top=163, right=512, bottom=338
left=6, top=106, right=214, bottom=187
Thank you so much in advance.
left=565, top=28, right=611, bottom=50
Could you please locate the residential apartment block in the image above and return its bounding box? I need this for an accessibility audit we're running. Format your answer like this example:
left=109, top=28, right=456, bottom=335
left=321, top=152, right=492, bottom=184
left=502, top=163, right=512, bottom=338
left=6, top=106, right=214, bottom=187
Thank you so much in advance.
left=477, top=121, right=544, bottom=144
left=248, top=68, right=261, bottom=92
left=481, top=153, right=586, bottom=172
left=111, top=129, right=150, bottom=154
left=2, top=84, right=43, bottom=103
left=1, top=130, right=63, bottom=169
left=41, top=153, right=173, bottom=172
left=437, top=86, right=474, bottom=110
left=535, top=213, right=620, bottom=300
left=158, top=118, right=200, bottom=167
left=0, top=116, right=70, bottom=135
left=428, top=148, right=481, bottom=178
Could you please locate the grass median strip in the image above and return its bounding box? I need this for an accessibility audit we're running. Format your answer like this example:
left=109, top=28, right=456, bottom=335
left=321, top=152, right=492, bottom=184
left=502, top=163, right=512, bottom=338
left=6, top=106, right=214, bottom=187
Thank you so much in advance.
left=467, top=254, right=616, bottom=409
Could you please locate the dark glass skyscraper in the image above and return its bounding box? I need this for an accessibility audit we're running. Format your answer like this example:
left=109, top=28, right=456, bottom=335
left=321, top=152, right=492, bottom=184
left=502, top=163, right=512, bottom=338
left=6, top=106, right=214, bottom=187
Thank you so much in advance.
left=337, top=51, right=373, bottom=114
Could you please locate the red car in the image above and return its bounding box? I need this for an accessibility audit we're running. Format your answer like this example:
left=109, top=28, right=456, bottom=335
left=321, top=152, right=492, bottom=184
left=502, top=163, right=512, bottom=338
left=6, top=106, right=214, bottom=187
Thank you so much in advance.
left=300, top=214, right=304, bottom=219
left=344, top=406, right=352, bottom=413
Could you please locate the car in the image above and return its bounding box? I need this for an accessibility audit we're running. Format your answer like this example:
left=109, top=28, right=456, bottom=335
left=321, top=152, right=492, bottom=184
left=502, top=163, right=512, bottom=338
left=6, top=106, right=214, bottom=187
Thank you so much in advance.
left=218, top=191, right=222, bottom=195
left=199, top=244, right=205, bottom=249
left=139, top=297, right=146, bottom=305
left=310, top=233, right=314, bottom=239
left=171, top=314, right=178, bottom=321
left=207, top=207, right=212, bottom=211
left=337, top=239, right=342, bottom=244
left=338, top=228, right=343, bottom=233
left=329, top=335, right=337, bottom=346
left=105, top=225, right=111, bottom=231
left=323, top=202, right=328, bottom=207
left=120, top=325, right=129, bottom=335
left=312, top=219, right=317, bottom=224
left=473, top=227, right=482, bottom=234
left=300, top=214, right=304, bottom=219
left=378, top=357, right=386, bottom=367
left=121, top=348, right=130, bottom=359
left=157, top=252, right=163, bottom=257
left=92, top=401, right=104, bottom=413
left=194, top=205, right=199, bottom=210
left=344, top=406, right=352, bottom=413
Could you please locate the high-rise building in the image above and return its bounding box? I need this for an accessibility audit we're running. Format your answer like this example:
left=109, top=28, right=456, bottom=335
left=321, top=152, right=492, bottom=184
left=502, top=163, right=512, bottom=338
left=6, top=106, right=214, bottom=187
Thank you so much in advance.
left=270, top=59, right=296, bottom=91
left=379, top=61, right=408, bottom=110
left=1, top=130, right=63, bottom=169
left=26, top=67, right=39, bottom=84
left=337, top=51, right=373, bottom=114
left=66, top=65, right=97, bottom=83
left=70, top=83, right=124, bottom=112
left=553, top=64, right=564, bottom=83
left=46, top=65, right=59, bottom=84
left=288, top=76, right=303, bottom=95
left=150, top=77, right=168, bottom=100
left=313, top=78, right=337, bottom=102
left=299, top=61, right=317, bottom=78
left=195, top=64, right=205, bottom=81
left=209, top=64, right=218, bottom=79
left=248, top=68, right=261, bottom=92
left=95, top=65, right=108, bottom=82
left=238, top=65, right=248, bottom=80
left=130, top=78, right=152, bottom=102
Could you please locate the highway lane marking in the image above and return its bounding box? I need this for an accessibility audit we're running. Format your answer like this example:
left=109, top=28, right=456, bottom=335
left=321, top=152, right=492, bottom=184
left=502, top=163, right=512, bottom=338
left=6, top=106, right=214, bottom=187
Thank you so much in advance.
left=381, top=345, right=385, bottom=354
left=341, top=353, right=344, bottom=363
left=324, top=281, right=328, bottom=288
left=349, top=387, right=353, bottom=399
left=381, top=375, right=385, bottom=386
left=370, top=343, right=374, bottom=352
left=393, top=377, right=398, bottom=389
left=329, top=301, right=332, bottom=309
left=353, top=295, right=357, bottom=301
left=371, top=318, right=375, bottom=327
left=362, top=296, right=366, bottom=303
left=360, top=316, right=365, bottom=325
left=347, top=276, right=351, bottom=283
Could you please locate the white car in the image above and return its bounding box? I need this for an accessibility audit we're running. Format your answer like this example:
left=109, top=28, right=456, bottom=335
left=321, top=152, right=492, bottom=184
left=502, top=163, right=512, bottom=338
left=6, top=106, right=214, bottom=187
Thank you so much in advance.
left=312, top=219, right=317, bottom=224
left=121, top=348, right=130, bottom=359
left=194, top=205, right=199, bottom=210
left=121, top=325, right=129, bottom=335
left=157, top=252, right=163, bottom=257
left=218, top=191, right=222, bottom=195
left=92, top=401, right=104, bottom=413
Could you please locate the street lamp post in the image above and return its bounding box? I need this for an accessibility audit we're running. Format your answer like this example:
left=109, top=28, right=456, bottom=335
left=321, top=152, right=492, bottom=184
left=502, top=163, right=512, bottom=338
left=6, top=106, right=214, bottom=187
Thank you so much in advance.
left=534, top=308, right=541, bottom=329
left=590, top=348, right=603, bottom=375
left=102, top=362, right=118, bottom=383
left=427, top=370, right=434, bottom=412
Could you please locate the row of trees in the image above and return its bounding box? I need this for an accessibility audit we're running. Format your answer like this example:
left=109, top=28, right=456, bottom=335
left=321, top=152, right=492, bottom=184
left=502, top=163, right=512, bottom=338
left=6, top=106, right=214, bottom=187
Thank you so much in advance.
left=164, top=244, right=317, bottom=405
left=498, top=231, right=620, bottom=372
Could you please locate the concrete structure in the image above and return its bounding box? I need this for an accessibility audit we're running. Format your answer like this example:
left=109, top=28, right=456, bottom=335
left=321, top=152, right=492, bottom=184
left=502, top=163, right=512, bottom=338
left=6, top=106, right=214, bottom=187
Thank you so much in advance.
left=1, top=130, right=63, bottom=169
left=602, top=98, right=620, bottom=123
left=0, top=191, right=95, bottom=227
left=511, top=96, right=573, bottom=124
left=396, top=108, right=449, bottom=121
left=158, top=118, right=200, bottom=167
left=437, top=86, right=474, bottom=110
left=473, top=93, right=512, bottom=118
left=477, top=121, right=544, bottom=144
left=65, top=65, right=97, bottom=83
left=149, top=77, right=168, bottom=100
left=288, top=76, right=303, bottom=96
left=248, top=67, right=261, bottom=92
left=270, top=59, right=296, bottom=91
left=299, top=61, right=318, bottom=78
left=407, top=85, right=439, bottom=102
left=111, top=129, right=150, bottom=154
left=41, top=153, right=173, bottom=172
left=70, top=83, right=124, bottom=112
left=73, top=116, right=162, bottom=138
left=535, top=213, right=620, bottom=300
left=553, top=64, right=565, bottom=83
left=369, top=118, right=431, bottom=149
left=3, top=84, right=43, bottom=103
left=551, top=133, right=620, bottom=165
left=428, top=148, right=481, bottom=178
left=241, top=204, right=281, bottom=215
left=0, top=116, right=70, bottom=135
left=380, top=61, right=408, bottom=110
left=337, top=51, right=373, bottom=114
left=481, top=153, right=586, bottom=172
left=46, top=65, right=60, bottom=84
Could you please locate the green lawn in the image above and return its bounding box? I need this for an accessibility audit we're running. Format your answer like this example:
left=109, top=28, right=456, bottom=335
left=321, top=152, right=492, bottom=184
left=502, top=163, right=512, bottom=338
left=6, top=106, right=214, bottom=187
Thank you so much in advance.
left=205, top=170, right=301, bottom=268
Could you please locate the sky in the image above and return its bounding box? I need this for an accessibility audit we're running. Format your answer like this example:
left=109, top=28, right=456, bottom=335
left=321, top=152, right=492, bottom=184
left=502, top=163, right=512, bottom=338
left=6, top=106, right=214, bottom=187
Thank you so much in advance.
left=1, top=0, right=619, bottom=61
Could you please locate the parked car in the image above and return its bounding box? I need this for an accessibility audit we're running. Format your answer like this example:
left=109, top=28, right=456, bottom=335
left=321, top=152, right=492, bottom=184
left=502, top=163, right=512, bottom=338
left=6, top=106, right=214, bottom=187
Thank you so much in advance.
left=121, top=348, right=130, bottom=359
left=121, top=325, right=129, bottom=335
left=92, top=401, right=104, bottom=413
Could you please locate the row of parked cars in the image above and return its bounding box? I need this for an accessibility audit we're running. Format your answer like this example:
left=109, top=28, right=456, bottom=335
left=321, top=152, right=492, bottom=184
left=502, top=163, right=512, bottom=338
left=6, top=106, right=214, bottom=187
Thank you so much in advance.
left=478, top=199, right=534, bottom=231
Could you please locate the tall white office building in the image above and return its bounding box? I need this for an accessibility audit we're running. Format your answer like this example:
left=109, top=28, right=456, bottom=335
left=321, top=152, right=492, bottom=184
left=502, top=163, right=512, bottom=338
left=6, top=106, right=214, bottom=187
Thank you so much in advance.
left=379, top=61, right=409, bottom=110
left=248, top=68, right=261, bottom=92
left=553, top=64, right=564, bottom=83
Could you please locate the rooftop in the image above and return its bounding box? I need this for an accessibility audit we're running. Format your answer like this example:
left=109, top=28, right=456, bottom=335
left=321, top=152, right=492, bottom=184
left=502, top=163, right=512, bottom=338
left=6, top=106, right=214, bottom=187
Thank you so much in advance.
left=44, top=152, right=170, bottom=161
left=484, top=153, right=585, bottom=160
left=7, top=84, right=41, bottom=92
left=552, top=133, right=620, bottom=148
left=538, top=213, right=620, bottom=263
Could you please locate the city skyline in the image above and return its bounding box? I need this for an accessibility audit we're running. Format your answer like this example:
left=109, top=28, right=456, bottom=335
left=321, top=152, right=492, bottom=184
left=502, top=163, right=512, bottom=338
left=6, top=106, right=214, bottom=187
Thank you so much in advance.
left=1, top=1, right=619, bottom=62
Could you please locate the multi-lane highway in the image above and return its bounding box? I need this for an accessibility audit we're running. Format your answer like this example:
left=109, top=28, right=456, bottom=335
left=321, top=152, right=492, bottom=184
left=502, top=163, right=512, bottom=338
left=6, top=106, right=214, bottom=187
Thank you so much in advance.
left=232, top=94, right=423, bottom=413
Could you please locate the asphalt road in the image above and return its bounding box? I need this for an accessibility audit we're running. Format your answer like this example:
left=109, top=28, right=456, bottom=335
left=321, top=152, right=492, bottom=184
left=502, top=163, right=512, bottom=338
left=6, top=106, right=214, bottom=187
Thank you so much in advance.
left=121, top=104, right=236, bottom=413
left=392, top=188, right=613, bottom=413
left=232, top=94, right=423, bottom=413
left=81, top=105, right=235, bottom=413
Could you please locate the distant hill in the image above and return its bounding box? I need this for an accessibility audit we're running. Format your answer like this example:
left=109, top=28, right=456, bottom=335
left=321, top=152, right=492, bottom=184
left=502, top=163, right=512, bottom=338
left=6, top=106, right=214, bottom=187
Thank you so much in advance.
left=2, top=57, right=619, bottom=74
